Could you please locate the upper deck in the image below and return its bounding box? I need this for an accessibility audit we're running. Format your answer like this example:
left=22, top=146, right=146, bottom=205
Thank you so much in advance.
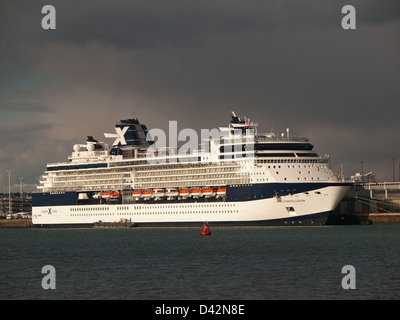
left=38, top=113, right=336, bottom=193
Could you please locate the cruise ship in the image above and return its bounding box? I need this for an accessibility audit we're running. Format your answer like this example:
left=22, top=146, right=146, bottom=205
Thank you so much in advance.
left=32, top=112, right=351, bottom=227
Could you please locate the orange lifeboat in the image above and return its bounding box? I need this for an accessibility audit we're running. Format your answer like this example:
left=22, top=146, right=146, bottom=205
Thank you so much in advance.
left=179, top=188, right=190, bottom=197
left=191, top=188, right=203, bottom=198
left=101, top=191, right=111, bottom=198
left=202, top=187, right=215, bottom=197
left=102, top=191, right=120, bottom=199
left=132, top=189, right=142, bottom=200
left=216, top=187, right=226, bottom=197
left=142, top=189, right=153, bottom=199
left=200, top=222, right=211, bottom=236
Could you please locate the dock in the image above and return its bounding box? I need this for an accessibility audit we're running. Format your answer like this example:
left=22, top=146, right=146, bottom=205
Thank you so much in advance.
left=0, top=219, right=33, bottom=228
left=327, top=181, right=400, bottom=225
left=327, top=212, right=400, bottom=225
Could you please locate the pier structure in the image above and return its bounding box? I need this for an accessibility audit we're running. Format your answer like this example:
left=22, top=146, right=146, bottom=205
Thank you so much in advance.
left=362, top=182, right=400, bottom=199
left=327, top=181, right=400, bottom=225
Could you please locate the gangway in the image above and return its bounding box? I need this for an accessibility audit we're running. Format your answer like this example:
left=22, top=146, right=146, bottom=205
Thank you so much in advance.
left=362, top=182, right=400, bottom=198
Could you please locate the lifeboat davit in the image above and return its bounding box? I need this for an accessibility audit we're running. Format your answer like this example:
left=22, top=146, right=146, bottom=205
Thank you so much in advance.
left=153, top=188, right=165, bottom=200
left=166, top=187, right=179, bottom=199
left=200, top=222, right=211, bottom=236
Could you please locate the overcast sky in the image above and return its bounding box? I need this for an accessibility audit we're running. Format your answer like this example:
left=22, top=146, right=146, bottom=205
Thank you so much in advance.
left=0, top=0, right=399, bottom=192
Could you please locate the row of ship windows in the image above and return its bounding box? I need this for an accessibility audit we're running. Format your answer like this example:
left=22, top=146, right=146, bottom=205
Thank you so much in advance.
left=135, top=163, right=240, bottom=171
left=70, top=207, right=110, bottom=212
left=48, top=159, right=325, bottom=179
left=253, top=168, right=325, bottom=174
left=138, top=179, right=246, bottom=188
left=54, top=164, right=328, bottom=182
left=50, top=168, right=127, bottom=177
left=254, top=177, right=323, bottom=182
left=54, top=165, right=327, bottom=183
left=54, top=175, right=125, bottom=182
left=269, top=164, right=327, bottom=169
left=51, top=159, right=327, bottom=179
left=138, top=174, right=240, bottom=182
left=69, top=203, right=236, bottom=212
left=54, top=180, right=124, bottom=186
left=138, top=167, right=236, bottom=176
left=70, top=210, right=239, bottom=216
left=121, top=203, right=236, bottom=210
left=255, top=159, right=328, bottom=164
left=55, top=179, right=246, bottom=187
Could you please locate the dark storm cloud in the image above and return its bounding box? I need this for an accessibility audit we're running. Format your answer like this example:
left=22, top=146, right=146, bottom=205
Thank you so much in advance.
left=0, top=121, right=52, bottom=138
left=0, top=90, right=50, bottom=113
left=49, top=0, right=400, bottom=49
left=2, top=0, right=399, bottom=49
left=0, top=0, right=399, bottom=187
left=357, top=0, right=400, bottom=25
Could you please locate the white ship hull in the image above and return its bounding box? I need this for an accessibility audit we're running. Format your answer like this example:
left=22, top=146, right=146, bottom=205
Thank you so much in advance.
left=32, top=184, right=349, bottom=227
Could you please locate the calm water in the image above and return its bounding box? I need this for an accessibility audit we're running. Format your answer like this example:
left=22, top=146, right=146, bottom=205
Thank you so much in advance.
left=1, top=225, right=400, bottom=300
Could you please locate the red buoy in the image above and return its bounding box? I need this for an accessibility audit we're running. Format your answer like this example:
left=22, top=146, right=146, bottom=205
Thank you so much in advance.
left=200, top=222, right=211, bottom=236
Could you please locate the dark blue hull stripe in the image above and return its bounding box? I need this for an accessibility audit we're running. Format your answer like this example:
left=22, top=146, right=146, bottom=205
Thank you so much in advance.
left=32, top=182, right=352, bottom=206
left=226, top=182, right=351, bottom=202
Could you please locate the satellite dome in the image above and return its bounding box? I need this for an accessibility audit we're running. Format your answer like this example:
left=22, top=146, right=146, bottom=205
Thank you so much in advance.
left=87, top=143, right=95, bottom=151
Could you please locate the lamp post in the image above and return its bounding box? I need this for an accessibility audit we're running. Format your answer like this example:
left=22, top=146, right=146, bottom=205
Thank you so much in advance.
left=19, top=177, right=23, bottom=213
left=6, top=170, right=11, bottom=214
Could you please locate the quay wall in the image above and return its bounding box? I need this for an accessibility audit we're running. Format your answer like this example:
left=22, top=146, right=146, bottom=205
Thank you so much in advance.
left=326, top=212, right=400, bottom=225
left=327, top=191, right=400, bottom=225
left=0, top=219, right=33, bottom=228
